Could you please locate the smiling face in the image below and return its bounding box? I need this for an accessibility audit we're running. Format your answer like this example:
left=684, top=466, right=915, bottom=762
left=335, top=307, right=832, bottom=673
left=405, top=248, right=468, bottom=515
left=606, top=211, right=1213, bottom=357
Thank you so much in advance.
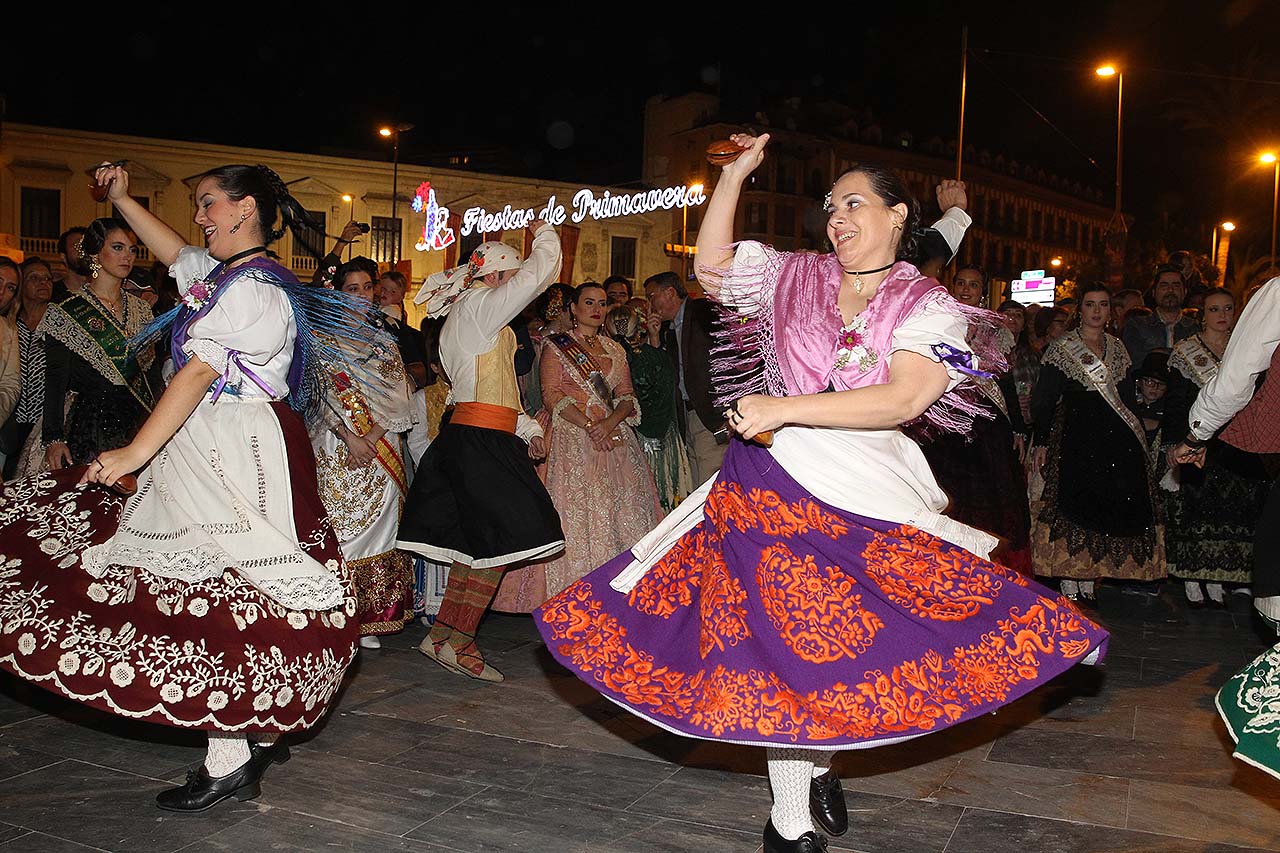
left=1201, top=291, right=1235, bottom=334
left=825, top=171, right=906, bottom=271
left=193, top=176, right=258, bottom=261
left=1078, top=290, right=1111, bottom=331
left=951, top=267, right=985, bottom=307
left=94, top=228, right=138, bottom=282
left=340, top=271, right=375, bottom=302
left=572, top=286, right=608, bottom=333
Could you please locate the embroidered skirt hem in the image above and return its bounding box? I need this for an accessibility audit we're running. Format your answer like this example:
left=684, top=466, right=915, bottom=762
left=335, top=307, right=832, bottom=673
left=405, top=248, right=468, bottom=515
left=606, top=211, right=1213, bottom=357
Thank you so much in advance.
left=536, top=441, right=1109, bottom=750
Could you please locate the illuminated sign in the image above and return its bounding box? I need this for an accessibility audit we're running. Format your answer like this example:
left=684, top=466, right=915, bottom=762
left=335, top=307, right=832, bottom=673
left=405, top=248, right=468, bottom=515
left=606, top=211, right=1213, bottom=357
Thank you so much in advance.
left=412, top=182, right=455, bottom=252
left=1010, top=270, right=1057, bottom=307
left=458, top=183, right=707, bottom=237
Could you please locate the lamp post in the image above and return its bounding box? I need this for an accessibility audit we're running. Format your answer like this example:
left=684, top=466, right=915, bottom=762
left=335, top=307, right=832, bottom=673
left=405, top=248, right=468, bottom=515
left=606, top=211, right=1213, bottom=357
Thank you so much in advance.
left=1095, top=65, right=1123, bottom=218
left=1211, top=219, right=1235, bottom=272
left=1262, top=152, right=1279, bottom=273
left=681, top=182, right=704, bottom=281
left=341, top=194, right=354, bottom=260
left=378, top=123, right=415, bottom=262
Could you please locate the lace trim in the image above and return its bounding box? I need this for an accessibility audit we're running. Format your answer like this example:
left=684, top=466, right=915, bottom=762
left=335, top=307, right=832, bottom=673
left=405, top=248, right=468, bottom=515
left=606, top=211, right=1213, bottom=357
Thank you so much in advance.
left=551, top=395, right=581, bottom=420
left=38, top=299, right=153, bottom=387
left=183, top=337, right=234, bottom=378
left=615, top=393, right=641, bottom=426
left=1168, top=335, right=1219, bottom=388
left=1041, top=331, right=1129, bottom=390
left=83, top=541, right=345, bottom=611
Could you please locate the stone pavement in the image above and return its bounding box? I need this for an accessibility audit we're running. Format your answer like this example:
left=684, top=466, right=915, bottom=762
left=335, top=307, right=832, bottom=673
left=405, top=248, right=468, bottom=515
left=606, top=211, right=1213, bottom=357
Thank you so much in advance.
left=2, top=587, right=1278, bottom=852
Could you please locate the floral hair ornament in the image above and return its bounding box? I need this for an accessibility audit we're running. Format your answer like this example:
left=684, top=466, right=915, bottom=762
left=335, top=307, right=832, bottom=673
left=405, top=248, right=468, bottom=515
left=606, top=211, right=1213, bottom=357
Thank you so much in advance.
left=412, top=240, right=524, bottom=318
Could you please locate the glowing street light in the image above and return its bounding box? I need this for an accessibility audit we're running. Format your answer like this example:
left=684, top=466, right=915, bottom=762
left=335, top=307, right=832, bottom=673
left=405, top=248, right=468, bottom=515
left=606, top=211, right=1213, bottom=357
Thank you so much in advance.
left=377, top=123, right=416, bottom=262
left=1095, top=64, right=1123, bottom=217
left=1262, top=152, right=1279, bottom=272
left=341, top=195, right=355, bottom=260
left=1222, top=221, right=1236, bottom=231
left=1049, top=257, right=1063, bottom=268
left=1212, top=220, right=1237, bottom=275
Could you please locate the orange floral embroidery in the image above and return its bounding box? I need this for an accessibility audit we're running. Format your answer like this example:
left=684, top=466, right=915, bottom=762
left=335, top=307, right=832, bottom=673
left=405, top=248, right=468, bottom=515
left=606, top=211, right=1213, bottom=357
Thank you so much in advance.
left=540, top=581, right=1101, bottom=745
left=627, top=527, right=750, bottom=661
left=862, top=525, right=1005, bottom=621
left=757, top=543, right=883, bottom=663
left=704, top=480, right=849, bottom=542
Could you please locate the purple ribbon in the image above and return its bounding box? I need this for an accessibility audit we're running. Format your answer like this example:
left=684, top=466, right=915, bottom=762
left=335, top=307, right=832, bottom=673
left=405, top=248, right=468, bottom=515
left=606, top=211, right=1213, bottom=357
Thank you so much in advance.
left=932, top=343, right=995, bottom=379
left=209, top=350, right=278, bottom=403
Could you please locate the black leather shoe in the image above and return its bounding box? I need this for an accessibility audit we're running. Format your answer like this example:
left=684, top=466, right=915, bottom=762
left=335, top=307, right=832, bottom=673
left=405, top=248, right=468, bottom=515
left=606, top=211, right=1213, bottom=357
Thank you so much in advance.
left=763, top=819, right=828, bottom=852
left=809, top=769, right=848, bottom=836
left=249, top=738, right=291, bottom=771
left=155, top=760, right=266, bottom=812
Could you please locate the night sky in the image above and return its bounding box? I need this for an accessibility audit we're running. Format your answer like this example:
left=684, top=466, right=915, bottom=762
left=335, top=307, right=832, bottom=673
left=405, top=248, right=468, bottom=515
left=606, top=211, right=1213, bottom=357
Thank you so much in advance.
left=5, top=1, right=1279, bottom=262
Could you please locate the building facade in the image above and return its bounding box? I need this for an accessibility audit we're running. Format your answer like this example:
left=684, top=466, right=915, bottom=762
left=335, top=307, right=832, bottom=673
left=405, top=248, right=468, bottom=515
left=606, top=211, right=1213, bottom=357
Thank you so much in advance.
left=644, top=93, right=1116, bottom=301
left=1, top=124, right=681, bottom=328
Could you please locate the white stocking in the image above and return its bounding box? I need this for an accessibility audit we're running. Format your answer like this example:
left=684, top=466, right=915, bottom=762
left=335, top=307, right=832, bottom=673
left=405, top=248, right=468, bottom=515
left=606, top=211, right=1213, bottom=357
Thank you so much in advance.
left=255, top=733, right=278, bottom=746
left=766, top=747, right=818, bottom=840
left=204, top=732, right=250, bottom=778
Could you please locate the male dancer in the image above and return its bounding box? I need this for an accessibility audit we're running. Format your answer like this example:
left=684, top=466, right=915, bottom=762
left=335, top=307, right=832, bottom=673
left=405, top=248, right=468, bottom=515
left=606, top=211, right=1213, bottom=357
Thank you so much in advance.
left=398, top=220, right=563, bottom=681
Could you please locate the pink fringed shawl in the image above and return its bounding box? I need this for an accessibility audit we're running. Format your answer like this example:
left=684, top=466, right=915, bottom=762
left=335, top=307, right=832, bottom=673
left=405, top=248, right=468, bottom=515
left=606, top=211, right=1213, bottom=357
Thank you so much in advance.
left=707, top=247, right=1008, bottom=435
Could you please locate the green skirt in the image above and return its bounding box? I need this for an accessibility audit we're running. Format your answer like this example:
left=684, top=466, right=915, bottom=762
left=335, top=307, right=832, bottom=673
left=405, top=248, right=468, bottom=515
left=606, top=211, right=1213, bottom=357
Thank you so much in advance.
left=1216, top=642, right=1280, bottom=780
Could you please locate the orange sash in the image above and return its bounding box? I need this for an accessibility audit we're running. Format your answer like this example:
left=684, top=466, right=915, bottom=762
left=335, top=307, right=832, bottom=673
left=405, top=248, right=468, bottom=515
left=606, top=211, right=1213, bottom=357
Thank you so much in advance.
left=452, top=401, right=518, bottom=434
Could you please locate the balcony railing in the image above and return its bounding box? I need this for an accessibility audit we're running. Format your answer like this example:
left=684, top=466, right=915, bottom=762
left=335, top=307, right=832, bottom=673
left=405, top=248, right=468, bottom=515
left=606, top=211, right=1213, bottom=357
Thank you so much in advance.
left=291, top=255, right=318, bottom=275
left=20, top=236, right=59, bottom=256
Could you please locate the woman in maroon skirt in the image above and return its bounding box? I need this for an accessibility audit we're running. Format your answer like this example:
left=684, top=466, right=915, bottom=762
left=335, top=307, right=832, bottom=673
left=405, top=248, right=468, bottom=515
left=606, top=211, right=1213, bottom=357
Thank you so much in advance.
left=535, top=135, right=1109, bottom=853
left=0, top=162, right=390, bottom=811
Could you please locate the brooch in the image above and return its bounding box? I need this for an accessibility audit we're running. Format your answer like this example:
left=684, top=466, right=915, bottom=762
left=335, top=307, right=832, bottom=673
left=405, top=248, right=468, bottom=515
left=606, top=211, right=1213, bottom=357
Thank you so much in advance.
left=182, top=278, right=214, bottom=310
left=88, top=317, right=105, bottom=332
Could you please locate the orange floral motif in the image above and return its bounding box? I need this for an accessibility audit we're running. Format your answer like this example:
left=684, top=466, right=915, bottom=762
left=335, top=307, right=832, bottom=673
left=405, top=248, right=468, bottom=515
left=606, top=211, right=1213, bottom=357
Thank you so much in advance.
left=862, top=525, right=1006, bottom=621
left=626, top=527, right=751, bottom=661
left=539, top=581, right=1101, bottom=745
left=703, top=480, right=849, bottom=542
left=756, top=543, right=884, bottom=664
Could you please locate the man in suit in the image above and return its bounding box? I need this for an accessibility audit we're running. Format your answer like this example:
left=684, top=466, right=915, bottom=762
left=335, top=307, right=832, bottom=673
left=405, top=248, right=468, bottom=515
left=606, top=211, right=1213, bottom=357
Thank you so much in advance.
left=644, top=271, right=726, bottom=483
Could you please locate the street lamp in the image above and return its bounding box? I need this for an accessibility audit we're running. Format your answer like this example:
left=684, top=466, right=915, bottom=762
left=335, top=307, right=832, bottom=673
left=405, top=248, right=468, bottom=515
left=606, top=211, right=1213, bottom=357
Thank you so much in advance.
left=1095, top=65, right=1123, bottom=217
left=378, top=123, right=415, bottom=262
left=341, top=194, right=355, bottom=260
left=1262, top=152, right=1279, bottom=273
left=1213, top=220, right=1236, bottom=282
left=681, top=182, right=704, bottom=281
left=1050, top=257, right=1063, bottom=269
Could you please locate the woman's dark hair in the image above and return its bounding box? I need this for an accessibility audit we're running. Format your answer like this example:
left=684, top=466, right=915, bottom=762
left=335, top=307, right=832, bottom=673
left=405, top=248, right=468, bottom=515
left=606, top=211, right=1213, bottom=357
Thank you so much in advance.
left=336, top=256, right=378, bottom=287
left=832, top=165, right=921, bottom=261
left=573, top=281, right=606, bottom=303
left=198, top=164, right=325, bottom=259
left=419, top=316, right=446, bottom=387
left=1034, top=306, right=1069, bottom=338
left=996, top=299, right=1023, bottom=313
left=1069, top=284, right=1112, bottom=330
left=1200, top=286, right=1234, bottom=306
left=955, top=263, right=987, bottom=284
left=19, top=257, right=52, bottom=278
left=534, top=283, right=574, bottom=322
left=77, top=218, right=135, bottom=273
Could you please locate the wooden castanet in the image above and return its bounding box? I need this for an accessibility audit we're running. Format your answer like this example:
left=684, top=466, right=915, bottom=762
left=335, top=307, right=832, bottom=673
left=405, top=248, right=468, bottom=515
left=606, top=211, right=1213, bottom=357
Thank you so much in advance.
left=706, top=139, right=747, bottom=167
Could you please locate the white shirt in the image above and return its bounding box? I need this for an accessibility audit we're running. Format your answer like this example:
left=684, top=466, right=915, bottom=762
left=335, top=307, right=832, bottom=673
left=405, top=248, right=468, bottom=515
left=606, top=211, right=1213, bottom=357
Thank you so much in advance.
left=1189, top=277, right=1280, bottom=440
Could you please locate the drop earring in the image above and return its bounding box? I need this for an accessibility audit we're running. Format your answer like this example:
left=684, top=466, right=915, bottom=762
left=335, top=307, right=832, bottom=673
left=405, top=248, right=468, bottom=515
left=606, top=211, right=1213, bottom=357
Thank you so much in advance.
left=89, top=258, right=101, bottom=280
left=229, top=213, right=248, bottom=234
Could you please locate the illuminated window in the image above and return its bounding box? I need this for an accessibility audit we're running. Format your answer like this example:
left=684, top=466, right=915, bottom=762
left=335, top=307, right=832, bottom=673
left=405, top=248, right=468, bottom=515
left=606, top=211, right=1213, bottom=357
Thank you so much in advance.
left=370, top=215, right=402, bottom=263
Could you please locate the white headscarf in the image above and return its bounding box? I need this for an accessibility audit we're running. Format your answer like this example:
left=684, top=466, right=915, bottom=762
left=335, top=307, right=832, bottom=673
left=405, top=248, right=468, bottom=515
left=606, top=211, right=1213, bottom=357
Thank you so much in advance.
left=413, top=241, right=524, bottom=318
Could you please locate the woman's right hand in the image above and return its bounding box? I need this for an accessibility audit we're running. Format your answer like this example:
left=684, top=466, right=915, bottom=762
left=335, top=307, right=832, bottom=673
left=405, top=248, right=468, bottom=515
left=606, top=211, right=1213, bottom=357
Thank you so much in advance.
left=645, top=311, right=663, bottom=345
left=1029, top=445, right=1047, bottom=473
left=94, top=162, right=130, bottom=202
left=720, top=133, right=770, bottom=182
left=342, top=432, right=378, bottom=468
left=45, top=441, right=73, bottom=471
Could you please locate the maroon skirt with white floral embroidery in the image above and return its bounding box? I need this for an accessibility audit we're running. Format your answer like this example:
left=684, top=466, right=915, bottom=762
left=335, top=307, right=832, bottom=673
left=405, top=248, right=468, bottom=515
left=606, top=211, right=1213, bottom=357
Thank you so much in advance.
left=0, top=403, right=358, bottom=732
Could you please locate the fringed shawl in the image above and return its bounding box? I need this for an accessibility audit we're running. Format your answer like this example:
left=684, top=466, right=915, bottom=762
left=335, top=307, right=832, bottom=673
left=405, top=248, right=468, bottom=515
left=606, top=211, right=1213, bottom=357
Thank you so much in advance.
left=706, top=245, right=1008, bottom=435
left=132, top=257, right=400, bottom=432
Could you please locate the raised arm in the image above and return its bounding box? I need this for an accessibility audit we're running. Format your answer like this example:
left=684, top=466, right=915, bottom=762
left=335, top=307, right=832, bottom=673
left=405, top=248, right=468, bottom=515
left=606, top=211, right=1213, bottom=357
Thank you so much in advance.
left=93, top=163, right=187, bottom=267
left=695, top=133, right=771, bottom=293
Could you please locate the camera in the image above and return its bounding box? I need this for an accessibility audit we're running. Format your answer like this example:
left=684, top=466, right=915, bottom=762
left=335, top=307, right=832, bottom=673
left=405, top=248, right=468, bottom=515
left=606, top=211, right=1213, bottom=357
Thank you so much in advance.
left=356, top=222, right=371, bottom=234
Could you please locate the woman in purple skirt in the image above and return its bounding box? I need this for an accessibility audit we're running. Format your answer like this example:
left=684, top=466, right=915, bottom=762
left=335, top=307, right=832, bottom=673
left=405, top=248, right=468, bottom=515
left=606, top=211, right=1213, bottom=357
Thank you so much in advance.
left=535, top=134, right=1109, bottom=853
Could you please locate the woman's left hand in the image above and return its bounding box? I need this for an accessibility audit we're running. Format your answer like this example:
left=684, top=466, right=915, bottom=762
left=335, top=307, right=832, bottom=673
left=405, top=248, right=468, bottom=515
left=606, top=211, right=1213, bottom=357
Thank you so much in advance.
left=78, top=445, right=149, bottom=489
left=725, top=395, right=787, bottom=441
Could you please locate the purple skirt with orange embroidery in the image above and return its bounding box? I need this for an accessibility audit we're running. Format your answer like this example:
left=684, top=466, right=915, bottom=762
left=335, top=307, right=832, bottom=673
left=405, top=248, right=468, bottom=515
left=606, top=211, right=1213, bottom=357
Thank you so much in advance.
left=535, top=439, right=1109, bottom=750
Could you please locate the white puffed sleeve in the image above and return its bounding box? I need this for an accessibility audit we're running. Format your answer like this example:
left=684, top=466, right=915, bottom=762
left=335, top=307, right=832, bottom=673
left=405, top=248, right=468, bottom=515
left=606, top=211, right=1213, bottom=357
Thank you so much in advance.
left=889, top=295, right=974, bottom=392
left=183, top=273, right=295, bottom=398
left=168, top=246, right=219, bottom=298
left=710, top=240, right=783, bottom=314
